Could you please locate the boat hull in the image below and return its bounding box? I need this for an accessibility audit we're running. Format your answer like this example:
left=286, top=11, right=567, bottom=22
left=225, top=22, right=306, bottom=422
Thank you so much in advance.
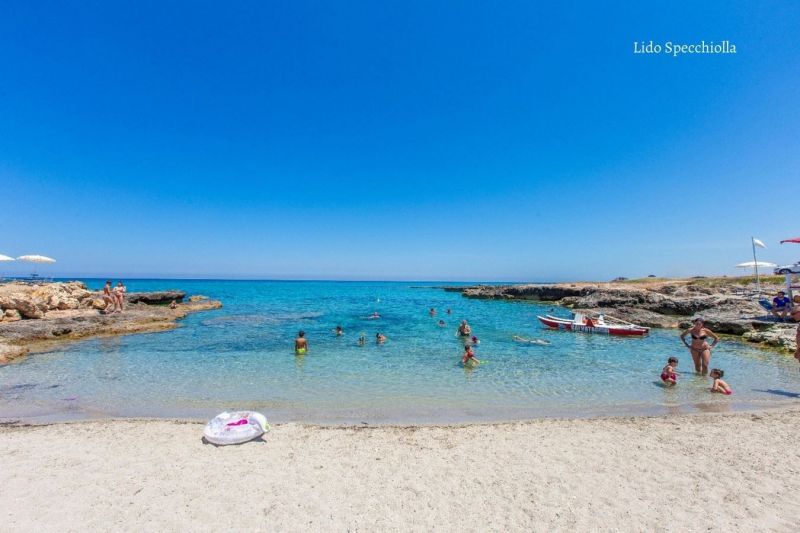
left=537, top=316, right=649, bottom=337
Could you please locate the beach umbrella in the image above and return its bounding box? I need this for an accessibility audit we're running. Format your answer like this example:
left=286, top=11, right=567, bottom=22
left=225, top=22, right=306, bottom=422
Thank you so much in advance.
left=16, top=255, right=56, bottom=278
left=735, top=261, right=777, bottom=269
left=17, top=255, right=56, bottom=263
left=736, top=260, right=777, bottom=295
left=780, top=237, right=800, bottom=244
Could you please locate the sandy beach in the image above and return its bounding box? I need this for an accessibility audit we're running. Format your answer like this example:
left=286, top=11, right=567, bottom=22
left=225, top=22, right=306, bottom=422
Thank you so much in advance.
left=3, top=409, right=800, bottom=532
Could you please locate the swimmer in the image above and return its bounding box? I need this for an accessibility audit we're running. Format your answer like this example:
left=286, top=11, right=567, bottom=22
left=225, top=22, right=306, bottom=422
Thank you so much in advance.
left=357, top=332, right=367, bottom=346
left=334, top=325, right=344, bottom=336
left=660, top=357, right=680, bottom=386
left=446, top=309, right=452, bottom=315
left=461, top=344, right=480, bottom=366
left=367, top=312, right=380, bottom=320
left=376, top=332, right=387, bottom=344
left=457, top=320, right=472, bottom=337
left=295, top=330, right=308, bottom=355
left=470, top=336, right=480, bottom=345
left=429, top=308, right=436, bottom=316
left=709, top=368, right=732, bottom=395
left=437, top=319, right=446, bottom=327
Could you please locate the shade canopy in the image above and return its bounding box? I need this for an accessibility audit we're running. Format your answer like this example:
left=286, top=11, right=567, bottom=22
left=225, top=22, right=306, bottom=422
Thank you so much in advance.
left=0, top=254, right=14, bottom=262
left=735, top=261, right=777, bottom=268
left=16, top=255, right=56, bottom=264
left=780, top=237, right=800, bottom=244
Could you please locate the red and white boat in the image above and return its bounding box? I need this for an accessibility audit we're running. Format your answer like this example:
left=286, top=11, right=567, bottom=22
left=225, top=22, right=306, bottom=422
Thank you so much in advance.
left=537, top=313, right=649, bottom=337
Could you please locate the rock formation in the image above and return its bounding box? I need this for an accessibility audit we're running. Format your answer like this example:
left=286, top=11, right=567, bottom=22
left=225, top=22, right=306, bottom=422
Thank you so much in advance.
left=449, top=278, right=797, bottom=353
left=0, top=281, right=222, bottom=363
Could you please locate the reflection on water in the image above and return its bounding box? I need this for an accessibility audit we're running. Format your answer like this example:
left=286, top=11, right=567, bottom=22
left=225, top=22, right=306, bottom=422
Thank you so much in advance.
left=1, top=280, right=800, bottom=424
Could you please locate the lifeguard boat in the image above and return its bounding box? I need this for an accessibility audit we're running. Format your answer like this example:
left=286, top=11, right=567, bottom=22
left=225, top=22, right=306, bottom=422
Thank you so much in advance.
left=537, top=312, right=649, bottom=337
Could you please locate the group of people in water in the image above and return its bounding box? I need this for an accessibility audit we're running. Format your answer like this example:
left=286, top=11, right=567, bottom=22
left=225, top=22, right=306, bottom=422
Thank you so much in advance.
left=293, top=308, right=481, bottom=366
left=658, top=317, right=733, bottom=394
left=292, top=303, right=800, bottom=386
left=665, top=307, right=800, bottom=393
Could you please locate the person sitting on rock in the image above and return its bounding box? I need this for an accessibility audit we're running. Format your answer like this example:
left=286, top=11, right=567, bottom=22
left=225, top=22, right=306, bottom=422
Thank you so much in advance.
left=169, top=300, right=178, bottom=309
left=771, top=291, right=792, bottom=321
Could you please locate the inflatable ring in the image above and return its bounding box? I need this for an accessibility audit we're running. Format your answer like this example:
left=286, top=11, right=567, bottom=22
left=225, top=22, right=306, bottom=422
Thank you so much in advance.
left=203, top=411, right=269, bottom=446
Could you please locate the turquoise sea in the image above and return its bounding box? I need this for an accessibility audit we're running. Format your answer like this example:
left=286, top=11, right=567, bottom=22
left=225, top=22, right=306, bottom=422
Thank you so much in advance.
left=2, top=280, right=799, bottom=424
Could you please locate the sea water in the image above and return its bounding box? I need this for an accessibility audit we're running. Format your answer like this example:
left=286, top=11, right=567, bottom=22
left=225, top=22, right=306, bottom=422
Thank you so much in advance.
left=1, top=280, right=799, bottom=424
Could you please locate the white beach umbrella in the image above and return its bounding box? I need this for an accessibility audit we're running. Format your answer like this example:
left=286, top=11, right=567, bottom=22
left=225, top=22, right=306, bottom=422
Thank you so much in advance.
left=16, top=254, right=56, bottom=279
left=735, top=261, right=777, bottom=269
left=17, top=255, right=56, bottom=263
left=736, top=261, right=777, bottom=295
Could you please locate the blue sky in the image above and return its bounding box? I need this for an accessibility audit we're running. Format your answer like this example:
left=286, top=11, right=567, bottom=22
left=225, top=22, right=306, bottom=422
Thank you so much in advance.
left=1, top=1, right=799, bottom=281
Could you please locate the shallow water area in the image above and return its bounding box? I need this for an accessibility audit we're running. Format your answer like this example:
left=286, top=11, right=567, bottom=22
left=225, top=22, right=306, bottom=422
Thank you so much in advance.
left=2, top=280, right=799, bottom=424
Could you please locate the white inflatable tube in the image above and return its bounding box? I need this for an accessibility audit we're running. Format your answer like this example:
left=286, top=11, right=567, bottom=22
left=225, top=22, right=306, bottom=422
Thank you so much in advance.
left=203, top=411, right=269, bottom=446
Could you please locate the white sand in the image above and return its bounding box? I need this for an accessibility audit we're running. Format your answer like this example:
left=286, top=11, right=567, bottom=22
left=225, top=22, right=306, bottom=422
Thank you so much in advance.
left=2, top=410, right=800, bottom=532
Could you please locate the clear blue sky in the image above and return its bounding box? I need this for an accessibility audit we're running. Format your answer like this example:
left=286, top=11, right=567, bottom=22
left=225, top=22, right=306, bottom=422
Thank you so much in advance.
left=2, top=1, right=799, bottom=281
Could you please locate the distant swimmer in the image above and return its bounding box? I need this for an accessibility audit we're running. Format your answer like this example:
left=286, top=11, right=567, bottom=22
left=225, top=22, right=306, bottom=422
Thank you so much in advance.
left=357, top=332, right=367, bottom=346
left=461, top=344, right=480, bottom=366
left=295, top=330, right=308, bottom=355
left=429, top=308, right=436, bottom=316
left=446, top=309, right=452, bottom=315
left=457, top=320, right=472, bottom=337
left=513, top=335, right=551, bottom=346
left=376, top=332, right=387, bottom=344
left=438, top=319, right=446, bottom=327
left=335, top=325, right=344, bottom=336
left=367, top=312, right=381, bottom=320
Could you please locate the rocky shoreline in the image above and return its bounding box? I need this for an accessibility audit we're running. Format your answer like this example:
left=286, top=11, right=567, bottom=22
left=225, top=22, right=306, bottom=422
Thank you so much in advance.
left=0, top=281, right=222, bottom=363
left=446, top=277, right=798, bottom=353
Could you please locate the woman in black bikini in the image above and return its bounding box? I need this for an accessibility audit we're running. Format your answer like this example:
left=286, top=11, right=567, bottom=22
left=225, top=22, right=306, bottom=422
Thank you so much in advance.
left=680, top=317, right=719, bottom=375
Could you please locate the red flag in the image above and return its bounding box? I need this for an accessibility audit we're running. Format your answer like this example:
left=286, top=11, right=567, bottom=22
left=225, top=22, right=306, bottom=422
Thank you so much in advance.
left=780, top=237, right=800, bottom=244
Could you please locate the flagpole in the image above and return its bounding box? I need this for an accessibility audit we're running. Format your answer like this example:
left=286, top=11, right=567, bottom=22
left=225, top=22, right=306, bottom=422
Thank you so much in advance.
left=751, top=236, right=761, bottom=294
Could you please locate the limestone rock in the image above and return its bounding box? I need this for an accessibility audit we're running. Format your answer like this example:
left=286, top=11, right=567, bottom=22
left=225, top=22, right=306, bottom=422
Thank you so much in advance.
left=127, top=291, right=186, bottom=305
left=743, top=326, right=798, bottom=352
left=57, top=297, right=80, bottom=310
left=2, top=309, right=22, bottom=322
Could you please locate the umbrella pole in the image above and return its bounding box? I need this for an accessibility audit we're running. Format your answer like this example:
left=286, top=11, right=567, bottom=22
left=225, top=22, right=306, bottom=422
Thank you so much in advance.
left=751, top=237, right=761, bottom=295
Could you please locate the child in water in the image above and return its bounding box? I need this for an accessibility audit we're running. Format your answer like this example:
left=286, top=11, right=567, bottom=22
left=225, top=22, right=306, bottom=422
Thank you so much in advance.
left=462, top=344, right=480, bottom=366
left=470, top=336, right=480, bottom=345
left=709, top=368, right=732, bottom=395
left=295, top=331, right=308, bottom=355
left=660, top=357, right=680, bottom=386
left=376, top=332, right=387, bottom=344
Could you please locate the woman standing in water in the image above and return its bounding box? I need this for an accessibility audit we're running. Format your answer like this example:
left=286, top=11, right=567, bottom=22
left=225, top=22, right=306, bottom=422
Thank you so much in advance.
left=295, top=331, right=308, bottom=355
left=680, top=318, right=719, bottom=375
